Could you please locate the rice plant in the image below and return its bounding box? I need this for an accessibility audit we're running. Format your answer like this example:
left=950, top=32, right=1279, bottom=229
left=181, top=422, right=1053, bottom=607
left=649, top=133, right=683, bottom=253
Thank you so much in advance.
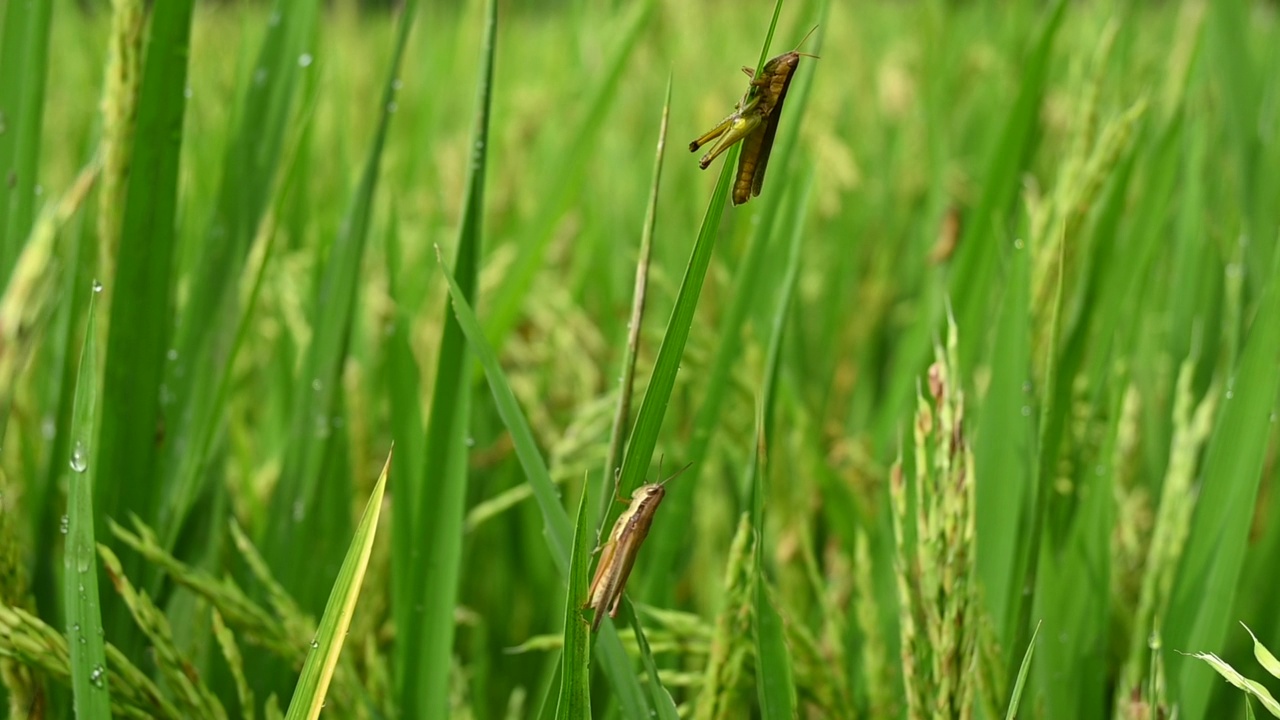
left=1, top=0, right=1278, bottom=718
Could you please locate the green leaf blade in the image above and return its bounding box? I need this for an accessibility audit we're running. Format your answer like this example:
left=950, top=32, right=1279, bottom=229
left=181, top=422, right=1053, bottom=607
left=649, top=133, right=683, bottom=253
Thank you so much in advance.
left=65, top=282, right=111, bottom=720
left=554, top=479, right=592, bottom=720
left=284, top=449, right=392, bottom=720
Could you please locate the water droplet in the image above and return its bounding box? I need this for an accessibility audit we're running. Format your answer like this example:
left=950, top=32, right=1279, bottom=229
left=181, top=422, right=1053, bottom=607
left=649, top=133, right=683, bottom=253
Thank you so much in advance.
left=34, top=184, right=43, bottom=196
left=311, top=378, right=323, bottom=391
left=386, top=101, right=398, bottom=114
left=70, top=441, right=88, bottom=473
left=91, top=280, right=103, bottom=293
left=183, top=86, right=193, bottom=99
left=167, top=348, right=179, bottom=361
left=60, top=515, right=69, bottom=534
left=310, top=638, right=319, bottom=649
left=298, top=53, right=313, bottom=68
left=465, top=437, right=476, bottom=448
left=1020, top=406, right=1031, bottom=417
left=1225, top=390, right=1234, bottom=400
left=41, top=416, right=56, bottom=439
left=1013, top=238, right=1025, bottom=250
left=391, top=78, right=403, bottom=90
left=268, top=10, right=282, bottom=26
left=292, top=499, right=306, bottom=522
left=89, top=664, right=105, bottom=688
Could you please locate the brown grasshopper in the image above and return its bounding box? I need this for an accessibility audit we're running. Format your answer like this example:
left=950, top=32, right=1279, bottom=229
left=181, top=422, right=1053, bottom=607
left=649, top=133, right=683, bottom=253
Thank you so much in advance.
left=583, top=462, right=691, bottom=631
left=690, top=27, right=819, bottom=205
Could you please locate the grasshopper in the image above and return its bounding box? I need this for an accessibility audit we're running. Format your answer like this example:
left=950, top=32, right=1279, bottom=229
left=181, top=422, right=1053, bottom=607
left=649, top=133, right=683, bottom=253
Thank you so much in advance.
left=690, top=27, right=819, bottom=205
left=583, top=462, right=691, bottom=632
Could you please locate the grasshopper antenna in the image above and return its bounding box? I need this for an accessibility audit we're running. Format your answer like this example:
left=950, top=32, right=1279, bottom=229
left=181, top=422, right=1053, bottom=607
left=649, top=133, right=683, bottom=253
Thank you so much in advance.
left=659, top=462, right=694, bottom=487
left=794, top=24, right=822, bottom=59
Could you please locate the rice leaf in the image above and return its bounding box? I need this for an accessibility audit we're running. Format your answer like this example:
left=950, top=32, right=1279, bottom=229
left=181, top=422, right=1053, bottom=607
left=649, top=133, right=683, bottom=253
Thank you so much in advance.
left=65, top=281, right=110, bottom=720
left=400, top=0, right=495, bottom=716
left=1168, top=247, right=1280, bottom=719
left=1005, top=621, right=1041, bottom=720
left=283, top=449, right=391, bottom=720
left=437, top=249, right=651, bottom=719
left=553, top=478, right=591, bottom=720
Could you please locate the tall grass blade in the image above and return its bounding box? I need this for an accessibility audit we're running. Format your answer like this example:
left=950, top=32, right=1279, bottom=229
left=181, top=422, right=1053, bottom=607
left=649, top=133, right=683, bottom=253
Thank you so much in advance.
left=1168, top=248, right=1280, bottom=719
left=401, top=0, right=495, bottom=716
left=383, top=211, right=424, bottom=507
left=629, top=606, right=679, bottom=720
left=484, top=0, right=655, bottom=346
left=94, top=0, right=195, bottom=651
left=754, top=575, right=796, bottom=719
left=553, top=478, right=591, bottom=720
left=263, top=0, right=415, bottom=609
left=605, top=0, right=792, bottom=541
left=1005, top=621, right=1041, bottom=720
left=751, top=170, right=809, bottom=720
left=950, top=0, right=1066, bottom=371
left=600, top=74, right=671, bottom=515
left=0, top=0, right=52, bottom=277
left=974, top=229, right=1032, bottom=645
left=645, top=5, right=828, bottom=600
left=284, top=449, right=392, bottom=720
left=1205, top=0, right=1274, bottom=282
left=436, top=249, right=651, bottom=719
left=65, top=281, right=110, bottom=720
left=160, top=0, right=319, bottom=547
left=28, top=169, right=97, bottom=636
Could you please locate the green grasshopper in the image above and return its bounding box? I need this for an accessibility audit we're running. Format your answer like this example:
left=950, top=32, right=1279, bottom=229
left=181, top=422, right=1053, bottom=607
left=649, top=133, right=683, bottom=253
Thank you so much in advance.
left=690, top=27, right=819, bottom=205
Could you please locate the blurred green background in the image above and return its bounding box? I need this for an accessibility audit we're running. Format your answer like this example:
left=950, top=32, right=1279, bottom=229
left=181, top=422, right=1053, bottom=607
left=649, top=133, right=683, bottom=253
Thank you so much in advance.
left=2, top=0, right=1279, bottom=718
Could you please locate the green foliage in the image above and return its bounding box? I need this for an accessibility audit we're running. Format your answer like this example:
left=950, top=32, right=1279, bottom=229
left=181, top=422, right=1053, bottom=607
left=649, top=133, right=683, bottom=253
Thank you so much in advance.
left=554, top=477, right=591, bottom=720
left=1, top=1, right=1278, bottom=718
left=65, top=285, right=109, bottom=719
left=285, top=451, right=390, bottom=720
